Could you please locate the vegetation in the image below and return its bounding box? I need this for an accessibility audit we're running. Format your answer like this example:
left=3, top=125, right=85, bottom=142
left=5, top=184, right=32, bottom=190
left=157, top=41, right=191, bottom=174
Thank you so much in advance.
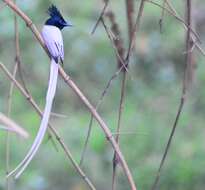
left=1, top=0, right=205, bottom=189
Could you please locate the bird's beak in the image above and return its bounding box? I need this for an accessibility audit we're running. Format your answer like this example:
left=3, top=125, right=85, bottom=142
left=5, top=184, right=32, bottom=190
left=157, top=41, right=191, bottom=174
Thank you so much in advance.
left=64, top=21, right=73, bottom=27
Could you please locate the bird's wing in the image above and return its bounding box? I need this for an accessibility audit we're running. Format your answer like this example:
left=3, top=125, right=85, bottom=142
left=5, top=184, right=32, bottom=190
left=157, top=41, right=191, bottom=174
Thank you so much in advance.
left=41, top=25, right=64, bottom=62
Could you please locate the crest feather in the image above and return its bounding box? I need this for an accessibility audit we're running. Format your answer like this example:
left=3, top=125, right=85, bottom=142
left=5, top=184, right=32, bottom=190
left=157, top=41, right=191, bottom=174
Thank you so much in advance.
left=47, top=4, right=63, bottom=18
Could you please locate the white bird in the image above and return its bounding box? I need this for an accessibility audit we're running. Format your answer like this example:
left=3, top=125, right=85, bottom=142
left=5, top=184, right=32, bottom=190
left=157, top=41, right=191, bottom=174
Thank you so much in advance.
left=8, top=5, right=72, bottom=179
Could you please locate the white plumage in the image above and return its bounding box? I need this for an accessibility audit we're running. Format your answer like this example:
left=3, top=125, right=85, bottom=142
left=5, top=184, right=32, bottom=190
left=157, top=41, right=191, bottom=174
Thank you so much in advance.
left=42, top=25, right=64, bottom=62
left=8, top=25, right=63, bottom=179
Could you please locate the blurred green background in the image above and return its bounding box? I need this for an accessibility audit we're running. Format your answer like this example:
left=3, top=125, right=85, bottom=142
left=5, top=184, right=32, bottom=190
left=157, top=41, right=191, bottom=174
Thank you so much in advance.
left=1, top=0, right=205, bottom=189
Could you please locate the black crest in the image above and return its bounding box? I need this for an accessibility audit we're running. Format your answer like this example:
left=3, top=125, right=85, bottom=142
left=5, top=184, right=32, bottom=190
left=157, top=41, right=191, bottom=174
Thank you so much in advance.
left=47, top=4, right=64, bottom=19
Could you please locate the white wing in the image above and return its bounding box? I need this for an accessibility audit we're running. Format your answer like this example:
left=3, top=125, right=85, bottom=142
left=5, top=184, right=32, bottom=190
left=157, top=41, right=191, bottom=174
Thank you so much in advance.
left=42, top=25, right=64, bottom=62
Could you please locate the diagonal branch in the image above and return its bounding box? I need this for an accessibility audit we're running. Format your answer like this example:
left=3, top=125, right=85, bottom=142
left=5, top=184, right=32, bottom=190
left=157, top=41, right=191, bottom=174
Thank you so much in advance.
left=91, top=0, right=109, bottom=34
left=2, top=1, right=136, bottom=189
left=145, top=0, right=205, bottom=57
left=80, top=65, right=124, bottom=166
left=0, top=62, right=96, bottom=190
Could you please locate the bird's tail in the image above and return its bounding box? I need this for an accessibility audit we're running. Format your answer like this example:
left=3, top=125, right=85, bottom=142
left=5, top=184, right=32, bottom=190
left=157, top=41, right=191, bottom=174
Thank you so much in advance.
left=7, top=59, right=59, bottom=179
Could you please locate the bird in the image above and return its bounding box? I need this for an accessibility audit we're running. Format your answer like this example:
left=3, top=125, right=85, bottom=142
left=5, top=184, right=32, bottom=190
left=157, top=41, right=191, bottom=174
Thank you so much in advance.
left=8, top=5, right=72, bottom=179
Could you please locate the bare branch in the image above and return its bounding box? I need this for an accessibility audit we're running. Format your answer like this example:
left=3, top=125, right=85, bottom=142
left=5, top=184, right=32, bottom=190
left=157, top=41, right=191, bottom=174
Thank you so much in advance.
left=0, top=112, right=29, bottom=138
left=5, top=7, right=19, bottom=189
left=0, top=62, right=97, bottom=190
left=159, top=0, right=166, bottom=33
left=126, top=0, right=145, bottom=62
left=125, top=0, right=135, bottom=44
left=80, top=65, right=124, bottom=166
left=2, top=1, right=136, bottom=189
left=151, top=0, right=192, bottom=189
left=91, top=0, right=109, bottom=34
left=145, top=0, right=205, bottom=57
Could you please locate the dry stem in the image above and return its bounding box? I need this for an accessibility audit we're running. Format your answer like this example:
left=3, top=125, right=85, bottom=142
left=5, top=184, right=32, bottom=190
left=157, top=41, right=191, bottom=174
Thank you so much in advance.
left=3, top=1, right=136, bottom=189
left=0, top=63, right=96, bottom=190
left=151, top=0, right=192, bottom=189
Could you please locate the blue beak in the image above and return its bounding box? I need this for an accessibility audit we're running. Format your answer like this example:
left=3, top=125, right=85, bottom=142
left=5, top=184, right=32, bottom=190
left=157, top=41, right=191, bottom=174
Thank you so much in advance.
left=64, top=21, right=73, bottom=27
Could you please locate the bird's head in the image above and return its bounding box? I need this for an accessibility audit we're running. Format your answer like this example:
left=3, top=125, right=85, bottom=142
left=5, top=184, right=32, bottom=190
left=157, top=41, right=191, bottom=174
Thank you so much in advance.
left=45, top=5, right=72, bottom=30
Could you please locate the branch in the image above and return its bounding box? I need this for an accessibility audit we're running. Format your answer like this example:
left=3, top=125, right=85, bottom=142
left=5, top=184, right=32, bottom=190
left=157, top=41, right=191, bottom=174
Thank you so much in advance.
left=0, top=62, right=96, bottom=190
left=80, top=65, right=124, bottom=166
left=145, top=0, right=205, bottom=57
left=126, top=0, right=145, bottom=62
left=105, top=11, right=126, bottom=70
left=151, top=0, right=192, bottom=189
left=91, top=0, right=109, bottom=34
left=2, top=1, right=136, bottom=189
left=112, top=1, right=144, bottom=188
left=158, top=0, right=166, bottom=32
left=125, top=0, right=135, bottom=44
left=5, top=6, right=19, bottom=189
left=0, top=112, right=29, bottom=138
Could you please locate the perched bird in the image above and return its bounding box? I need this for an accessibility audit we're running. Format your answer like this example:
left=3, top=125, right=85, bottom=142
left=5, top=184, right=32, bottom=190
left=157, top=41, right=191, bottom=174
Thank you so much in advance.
left=8, top=5, right=72, bottom=179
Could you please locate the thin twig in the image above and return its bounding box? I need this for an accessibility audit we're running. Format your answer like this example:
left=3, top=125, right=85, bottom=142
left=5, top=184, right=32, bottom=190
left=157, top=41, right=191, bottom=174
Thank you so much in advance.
left=151, top=0, right=192, bottom=189
left=110, top=0, right=132, bottom=187
left=91, top=0, right=109, bottom=34
left=111, top=1, right=144, bottom=188
left=145, top=0, right=200, bottom=42
left=112, top=70, right=127, bottom=190
left=159, top=0, right=166, bottom=33
left=80, top=65, right=124, bottom=166
left=0, top=112, right=29, bottom=138
left=105, top=12, right=126, bottom=70
left=126, top=0, right=145, bottom=62
left=145, top=0, right=205, bottom=57
left=3, top=1, right=136, bottom=189
left=5, top=6, right=19, bottom=189
left=100, top=18, right=129, bottom=74
left=0, top=63, right=97, bottom=190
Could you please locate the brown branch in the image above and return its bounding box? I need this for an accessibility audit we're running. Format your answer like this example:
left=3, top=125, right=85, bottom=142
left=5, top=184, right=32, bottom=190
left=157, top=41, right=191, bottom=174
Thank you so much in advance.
left=145, top=0, right=200, bottom=42
left=151, top=0, right=192, bottom=189
left=80, top=14, right=129, bottom=166
left=100, top=18, right=129, bottom=73
left=145, top=0, right=205, bottom=57
left=126, top=0, right=145, bottom=62
left=101, top=17, right=129, bottom=189
left=91, top=0, right=109, bottom=34
left=111, top=1, right=145, bottom=189
left=110, top=2, right=145, bottom=188
left=80, top=65, right=124, bottom=166
left=112, top=70, right=127, bottom=190
left=125, top=0, right=135, bottom=44
left=2, top=1, right=136, bottom=189
left=0, top=63, right=97, bottom=190
left=106, top=11, right=126, bottom=70
left=80, top=11, right=129, bottom=167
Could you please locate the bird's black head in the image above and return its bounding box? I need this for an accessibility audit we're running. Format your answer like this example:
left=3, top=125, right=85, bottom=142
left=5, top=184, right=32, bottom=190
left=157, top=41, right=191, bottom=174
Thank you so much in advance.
left=45, top=5, right=72, bottom=30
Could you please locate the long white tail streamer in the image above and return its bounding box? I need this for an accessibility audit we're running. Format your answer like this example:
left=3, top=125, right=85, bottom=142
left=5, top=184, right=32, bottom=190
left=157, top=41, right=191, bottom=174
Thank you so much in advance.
left=7, top=59, right=58, bottom=178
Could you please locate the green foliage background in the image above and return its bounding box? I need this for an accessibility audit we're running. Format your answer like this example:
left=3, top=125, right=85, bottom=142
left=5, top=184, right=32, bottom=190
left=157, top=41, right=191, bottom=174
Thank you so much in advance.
left=1, top=0, right=205, bottom=189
